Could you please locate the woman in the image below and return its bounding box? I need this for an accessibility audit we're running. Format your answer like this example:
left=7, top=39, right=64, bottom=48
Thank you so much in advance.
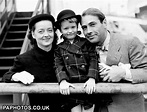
left=2, top=14, right=63, bottom=112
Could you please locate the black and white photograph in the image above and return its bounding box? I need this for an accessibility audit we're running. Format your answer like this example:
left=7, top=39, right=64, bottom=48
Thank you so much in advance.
left=0, top=0, right=147, bottom=112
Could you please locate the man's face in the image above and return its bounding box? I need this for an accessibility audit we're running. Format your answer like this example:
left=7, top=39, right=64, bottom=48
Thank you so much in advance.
left=81, top=15, right=106, bottom=44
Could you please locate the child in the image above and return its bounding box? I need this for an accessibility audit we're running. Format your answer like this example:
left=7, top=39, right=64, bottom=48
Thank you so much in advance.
left=54, top=9, right=99, bottom=112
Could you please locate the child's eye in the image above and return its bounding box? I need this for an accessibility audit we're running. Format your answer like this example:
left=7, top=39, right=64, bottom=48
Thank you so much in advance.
left=72, top=26, right=76, bottom=29
left=64, top=27, right=68, bottom=30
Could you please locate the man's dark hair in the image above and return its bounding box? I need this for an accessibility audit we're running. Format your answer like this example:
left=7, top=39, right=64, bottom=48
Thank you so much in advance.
left=82, top=8, right=105, bottom=23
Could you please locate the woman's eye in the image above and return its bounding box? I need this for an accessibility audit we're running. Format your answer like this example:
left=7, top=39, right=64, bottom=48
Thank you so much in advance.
left=38, top=30, right=44, bottom=34
left=48, top=29, right=53, bottom=32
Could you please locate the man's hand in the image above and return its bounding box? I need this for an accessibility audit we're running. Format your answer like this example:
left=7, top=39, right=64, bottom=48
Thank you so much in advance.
left=99, top=63, right=111, bottom=78
left=59, top=80, right=75, bottom=95
left=84, top=78, right=95, bottom=94
left=103, top=65, right=126, bottom=82
left=12, top=71, right=34, bottom=85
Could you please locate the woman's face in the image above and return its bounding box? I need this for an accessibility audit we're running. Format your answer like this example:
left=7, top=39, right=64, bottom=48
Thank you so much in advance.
left=60, top=20, right=78, bottom=41
left=32, top=20, right=54, bottom=49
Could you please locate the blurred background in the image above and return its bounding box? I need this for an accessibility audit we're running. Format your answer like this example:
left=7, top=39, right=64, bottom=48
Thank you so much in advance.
left=15, top=0, right=147, bottom=44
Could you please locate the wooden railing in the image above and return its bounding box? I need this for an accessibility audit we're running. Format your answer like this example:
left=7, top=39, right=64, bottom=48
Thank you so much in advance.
left=0, top=83, right=147, bottom=94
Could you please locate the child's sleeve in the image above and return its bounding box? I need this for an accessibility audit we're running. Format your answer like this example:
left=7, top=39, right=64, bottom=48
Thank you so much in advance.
left=54, top=46, right=69, bottom=83
left=87, top=44, right=100, bottom=82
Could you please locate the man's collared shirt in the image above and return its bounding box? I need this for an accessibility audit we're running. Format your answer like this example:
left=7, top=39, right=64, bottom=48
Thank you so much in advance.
left=97, top=31, right=110, bottom=63
left=96, top=31, right=132, bottom=81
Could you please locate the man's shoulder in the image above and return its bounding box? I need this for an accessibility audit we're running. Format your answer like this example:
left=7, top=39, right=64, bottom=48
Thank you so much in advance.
left=111, top=32, right=140, bottom=43
left=111, top=32, right=144, bottom=50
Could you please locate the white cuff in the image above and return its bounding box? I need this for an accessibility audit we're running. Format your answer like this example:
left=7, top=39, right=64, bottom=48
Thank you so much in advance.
left=118, top=62, right=132, bottom=81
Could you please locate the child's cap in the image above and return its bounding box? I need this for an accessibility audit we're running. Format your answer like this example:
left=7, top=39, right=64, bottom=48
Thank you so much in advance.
left=55, top=9, right=81, bottom=29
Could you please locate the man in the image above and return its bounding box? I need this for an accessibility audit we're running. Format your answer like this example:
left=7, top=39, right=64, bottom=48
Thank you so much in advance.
left=81, top=8, right=147, bottom=112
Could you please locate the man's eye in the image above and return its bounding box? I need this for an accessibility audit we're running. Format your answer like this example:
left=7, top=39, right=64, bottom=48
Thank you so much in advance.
left=90, top=23, right=95, bottom=27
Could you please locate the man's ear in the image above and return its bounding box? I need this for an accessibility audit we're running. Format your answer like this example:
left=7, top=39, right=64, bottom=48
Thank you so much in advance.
left=102, top=19, right=107, bottom=29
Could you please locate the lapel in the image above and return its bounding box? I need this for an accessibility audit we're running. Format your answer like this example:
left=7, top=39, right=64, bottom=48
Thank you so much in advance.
left=106, top=33, right=121, bottom=66
left=58, top=36, right=86, bottom=54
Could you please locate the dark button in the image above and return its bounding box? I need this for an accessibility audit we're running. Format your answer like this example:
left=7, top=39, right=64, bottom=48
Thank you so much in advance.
left=76, top=50, right=79, bottom=53
left=68, top=66, right=71, bottom=69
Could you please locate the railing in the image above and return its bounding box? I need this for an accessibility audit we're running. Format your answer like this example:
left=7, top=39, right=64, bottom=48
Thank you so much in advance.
left=0, top=83, right=147, bottom=94
left=1, top=82, right=147, bottom=112
left=0, top=0, right=16, bottom=46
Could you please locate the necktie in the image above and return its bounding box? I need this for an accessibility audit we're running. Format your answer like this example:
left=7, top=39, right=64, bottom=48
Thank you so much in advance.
left=96, top=46, right=107, bottom=52
left=96, top=46, right=108, bottom=63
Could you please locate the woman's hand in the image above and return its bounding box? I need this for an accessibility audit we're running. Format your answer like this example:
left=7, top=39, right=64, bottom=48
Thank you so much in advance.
left=59, top=80, right=75, bottom=95
left=11, top=71, right=34, bottom=85
left=84, top=78, right=96, bottom=94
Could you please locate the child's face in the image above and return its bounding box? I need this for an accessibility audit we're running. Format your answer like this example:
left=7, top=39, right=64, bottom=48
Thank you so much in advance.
left=60, top=20, right=78, bottom=41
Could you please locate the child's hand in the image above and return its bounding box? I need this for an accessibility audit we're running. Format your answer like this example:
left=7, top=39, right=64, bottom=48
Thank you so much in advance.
left=59, top=80, right=75, bottom=95
left=84, top=78, right=95, bottom=94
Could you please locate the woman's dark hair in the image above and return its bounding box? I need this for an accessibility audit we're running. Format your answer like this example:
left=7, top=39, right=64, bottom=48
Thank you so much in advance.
left=27, top=28, right=36, bottom=45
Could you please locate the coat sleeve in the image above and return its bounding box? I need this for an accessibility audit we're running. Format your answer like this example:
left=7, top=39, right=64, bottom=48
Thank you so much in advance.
left=54, top=47, right=69, bottom=83
left=129, top=37, right=147, bottom=83
left=2, top=56, right=25, bottom=82
left=86, top=44, right=99, bottom=82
